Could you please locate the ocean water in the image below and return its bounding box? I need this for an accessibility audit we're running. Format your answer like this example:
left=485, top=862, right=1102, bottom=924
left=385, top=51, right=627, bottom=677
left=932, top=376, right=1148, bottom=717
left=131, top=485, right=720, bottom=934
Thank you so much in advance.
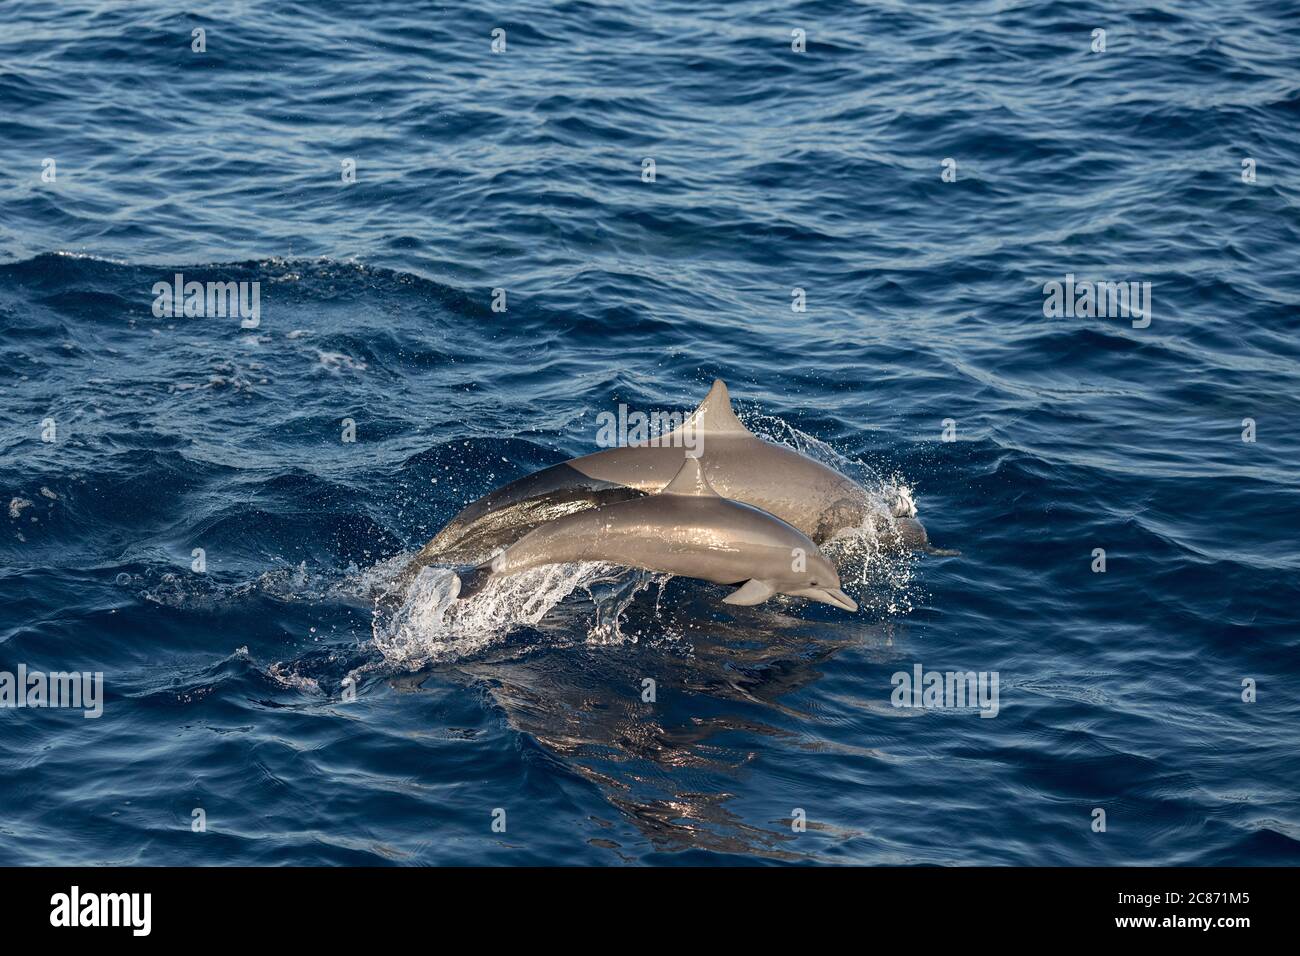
left=1, top=0, right=1298, bottom=866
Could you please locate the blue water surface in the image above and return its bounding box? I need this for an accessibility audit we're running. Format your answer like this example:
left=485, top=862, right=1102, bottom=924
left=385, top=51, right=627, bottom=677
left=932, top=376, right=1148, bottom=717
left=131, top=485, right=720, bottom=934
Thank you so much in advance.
left=1, top=0, right=1298, bottom=865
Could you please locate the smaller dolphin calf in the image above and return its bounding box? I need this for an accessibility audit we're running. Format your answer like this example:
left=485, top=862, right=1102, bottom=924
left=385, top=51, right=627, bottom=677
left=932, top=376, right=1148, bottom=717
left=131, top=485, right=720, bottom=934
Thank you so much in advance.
left=453, top=456, right=858, bottom=612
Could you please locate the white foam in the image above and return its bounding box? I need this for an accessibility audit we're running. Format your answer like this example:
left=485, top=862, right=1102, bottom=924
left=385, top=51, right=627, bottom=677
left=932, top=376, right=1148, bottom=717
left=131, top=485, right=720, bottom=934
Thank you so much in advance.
left=368, top=557, right=651, bottom=670
left=743, top=412, right=921, bottom=614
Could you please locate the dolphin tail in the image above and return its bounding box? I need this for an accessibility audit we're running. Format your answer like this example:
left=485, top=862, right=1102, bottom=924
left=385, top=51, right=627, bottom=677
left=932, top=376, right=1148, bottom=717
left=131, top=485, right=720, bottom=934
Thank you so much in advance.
left=453, top=564, right=493, bottom=601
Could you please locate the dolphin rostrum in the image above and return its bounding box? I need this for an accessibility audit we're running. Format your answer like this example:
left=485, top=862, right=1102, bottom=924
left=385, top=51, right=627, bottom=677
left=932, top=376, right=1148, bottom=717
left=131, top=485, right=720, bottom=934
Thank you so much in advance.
left=452, top=455, right=859, bottom=612
left=414, top=379, right=931, bottom=569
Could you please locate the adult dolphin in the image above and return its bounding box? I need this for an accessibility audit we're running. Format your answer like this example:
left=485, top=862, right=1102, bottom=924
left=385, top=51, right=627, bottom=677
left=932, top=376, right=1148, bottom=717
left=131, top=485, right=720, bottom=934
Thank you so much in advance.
left=452, top=455, right=858, bottom=612
left=413, top=379, right=933, bottom=568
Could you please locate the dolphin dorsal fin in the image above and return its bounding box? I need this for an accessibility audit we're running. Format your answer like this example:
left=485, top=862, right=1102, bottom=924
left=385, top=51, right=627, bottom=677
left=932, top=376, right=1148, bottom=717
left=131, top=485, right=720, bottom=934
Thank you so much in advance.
left=678, top=379, right=751, bottom=436
left=661, top=455, right=717, bottom=496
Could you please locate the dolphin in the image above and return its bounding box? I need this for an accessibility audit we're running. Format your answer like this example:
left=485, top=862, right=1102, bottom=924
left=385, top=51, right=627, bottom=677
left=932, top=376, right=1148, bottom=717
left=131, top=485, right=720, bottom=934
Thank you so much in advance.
left=413, top=379, right=933, bottom=570
left=452, top=455, right=859, bottom=612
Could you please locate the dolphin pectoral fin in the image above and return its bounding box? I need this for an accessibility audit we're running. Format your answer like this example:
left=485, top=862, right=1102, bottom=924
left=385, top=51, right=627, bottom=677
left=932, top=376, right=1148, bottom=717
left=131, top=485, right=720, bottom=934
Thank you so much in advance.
left=722, top=579, right=777, bottom=606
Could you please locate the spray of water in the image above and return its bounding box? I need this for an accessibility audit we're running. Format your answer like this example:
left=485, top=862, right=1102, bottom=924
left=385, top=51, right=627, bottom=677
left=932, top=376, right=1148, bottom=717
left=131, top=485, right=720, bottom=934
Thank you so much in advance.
left=366, top=556, right=666, bottom=671
left=745, top=409, right=922, bottom=612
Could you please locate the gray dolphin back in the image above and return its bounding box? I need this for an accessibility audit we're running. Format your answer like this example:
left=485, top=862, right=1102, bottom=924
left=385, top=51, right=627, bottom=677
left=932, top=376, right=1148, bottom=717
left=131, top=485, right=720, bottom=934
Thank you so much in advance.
left=417, top=380, right=880, bottom=569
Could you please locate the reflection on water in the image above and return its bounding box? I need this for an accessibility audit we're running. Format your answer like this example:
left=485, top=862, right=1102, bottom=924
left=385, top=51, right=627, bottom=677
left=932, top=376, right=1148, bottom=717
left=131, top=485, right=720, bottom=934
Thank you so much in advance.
left=418, top=585, right=907, bottom=861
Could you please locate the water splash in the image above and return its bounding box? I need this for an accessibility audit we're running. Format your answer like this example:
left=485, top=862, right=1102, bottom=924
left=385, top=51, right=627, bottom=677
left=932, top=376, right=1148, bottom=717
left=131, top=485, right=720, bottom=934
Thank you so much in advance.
left=821, top=519, right=918, bottom=617
left=743, top=410, right=921, bottom=614
left=366, top=555, right=662, bottom=671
